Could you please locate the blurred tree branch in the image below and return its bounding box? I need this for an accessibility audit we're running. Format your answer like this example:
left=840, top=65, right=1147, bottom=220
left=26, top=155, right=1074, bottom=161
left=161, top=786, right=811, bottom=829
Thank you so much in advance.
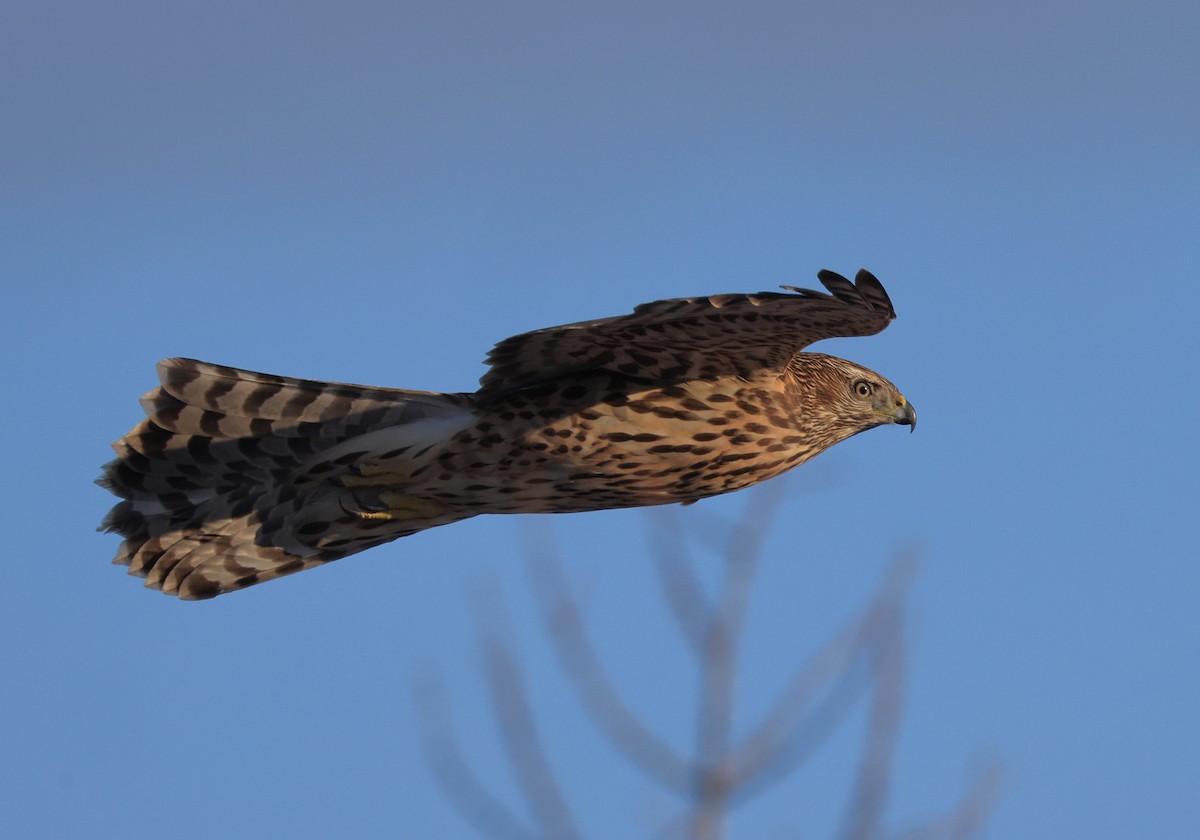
left=415, top=488, right=998, bottom=838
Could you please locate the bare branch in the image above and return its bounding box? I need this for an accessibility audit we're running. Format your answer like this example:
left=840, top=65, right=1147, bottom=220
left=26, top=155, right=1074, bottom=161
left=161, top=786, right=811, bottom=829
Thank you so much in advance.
left=890, top=764, right=1002, bottom=840
left=690, top=483, right=790, bottom=837
left=729, top=556, right=918, bottom=806
left=422, top=507, right=992, bottom=840
left=475, top=586, right=582, bottom=840
left=523, top=523, right=694, bottom=797
left=648, top=510, right=712, bottom=658
left=837, top=597, right=907, bottom=840
left=412, top=669, right=544, bottom=840
left=729, top=639, right=875, bottom=809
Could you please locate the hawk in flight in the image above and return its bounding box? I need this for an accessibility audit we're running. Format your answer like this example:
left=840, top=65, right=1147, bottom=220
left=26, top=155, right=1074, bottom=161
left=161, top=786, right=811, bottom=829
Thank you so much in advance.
left=100, top=269, right=916, bottom=599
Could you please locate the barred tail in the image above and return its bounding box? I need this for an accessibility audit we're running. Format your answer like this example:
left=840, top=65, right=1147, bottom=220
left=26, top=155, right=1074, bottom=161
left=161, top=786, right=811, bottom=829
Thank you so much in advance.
left=99, top=358, right=474, bottom=599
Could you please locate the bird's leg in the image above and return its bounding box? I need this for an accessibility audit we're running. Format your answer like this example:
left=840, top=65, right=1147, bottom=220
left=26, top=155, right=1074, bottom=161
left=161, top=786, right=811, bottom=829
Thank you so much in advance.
left=341, top=463, right=414, bottom=487
left=338, top=462, right=445, bottom=521
left=343, top=488, right=444, bottom=521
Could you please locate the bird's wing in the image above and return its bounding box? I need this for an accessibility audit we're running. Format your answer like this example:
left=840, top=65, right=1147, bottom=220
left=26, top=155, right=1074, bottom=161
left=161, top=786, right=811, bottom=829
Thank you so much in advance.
left=478, top=269, right=896, bottom=396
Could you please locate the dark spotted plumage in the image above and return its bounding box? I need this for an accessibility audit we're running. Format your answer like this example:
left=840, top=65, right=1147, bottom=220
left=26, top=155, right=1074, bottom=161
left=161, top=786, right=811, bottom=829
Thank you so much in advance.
left=99, top=268, right=916, bottom=599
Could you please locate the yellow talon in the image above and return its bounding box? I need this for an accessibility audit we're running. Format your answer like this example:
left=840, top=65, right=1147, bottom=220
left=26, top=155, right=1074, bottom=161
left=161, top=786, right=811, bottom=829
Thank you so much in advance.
left=352, top=509, right=399, bottom=521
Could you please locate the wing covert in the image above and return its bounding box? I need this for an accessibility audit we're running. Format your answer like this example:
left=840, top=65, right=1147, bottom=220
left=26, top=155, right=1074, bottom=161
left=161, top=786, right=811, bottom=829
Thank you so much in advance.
left=478, top=269, right=896, bottom=396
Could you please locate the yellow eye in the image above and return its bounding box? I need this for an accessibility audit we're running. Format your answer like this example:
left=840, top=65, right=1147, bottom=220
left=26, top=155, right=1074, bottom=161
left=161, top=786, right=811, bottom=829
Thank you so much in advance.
left=853, top=380, right=874, bottom=399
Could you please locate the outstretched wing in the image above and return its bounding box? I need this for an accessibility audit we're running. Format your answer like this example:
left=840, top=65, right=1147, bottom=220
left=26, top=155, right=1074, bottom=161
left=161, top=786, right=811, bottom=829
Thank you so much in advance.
left=478, top=269, right=896, bottom=396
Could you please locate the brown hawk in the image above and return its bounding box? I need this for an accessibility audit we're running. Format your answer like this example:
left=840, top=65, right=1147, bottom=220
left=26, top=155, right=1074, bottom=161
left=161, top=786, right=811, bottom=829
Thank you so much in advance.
left=99, top=268, right=916, bottom=599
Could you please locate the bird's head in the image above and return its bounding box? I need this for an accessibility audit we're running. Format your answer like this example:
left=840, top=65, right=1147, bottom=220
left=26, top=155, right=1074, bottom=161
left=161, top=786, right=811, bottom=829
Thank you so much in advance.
left=787, top=353, right=916, bottom=438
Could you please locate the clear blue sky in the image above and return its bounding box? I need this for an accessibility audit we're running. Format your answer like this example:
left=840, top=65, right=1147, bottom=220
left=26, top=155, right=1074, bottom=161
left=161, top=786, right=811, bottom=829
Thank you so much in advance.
left=3, top=1, right=1197, bottom=837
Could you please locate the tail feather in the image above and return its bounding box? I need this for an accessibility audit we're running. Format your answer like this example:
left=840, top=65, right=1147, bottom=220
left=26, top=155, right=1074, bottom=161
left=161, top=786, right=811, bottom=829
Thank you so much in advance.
left=100, top=358, right=476, bottom=599
left=155, top=357, right=456, bottom=423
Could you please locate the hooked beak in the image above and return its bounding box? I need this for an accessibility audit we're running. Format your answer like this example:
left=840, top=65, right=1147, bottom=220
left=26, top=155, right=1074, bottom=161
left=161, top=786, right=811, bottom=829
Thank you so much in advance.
left=892, top=396, right=917, bottom=432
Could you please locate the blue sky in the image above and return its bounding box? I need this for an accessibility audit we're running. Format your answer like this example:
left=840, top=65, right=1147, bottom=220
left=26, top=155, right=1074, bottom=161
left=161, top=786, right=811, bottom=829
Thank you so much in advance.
left=2, top=1, right=1198, bottom=837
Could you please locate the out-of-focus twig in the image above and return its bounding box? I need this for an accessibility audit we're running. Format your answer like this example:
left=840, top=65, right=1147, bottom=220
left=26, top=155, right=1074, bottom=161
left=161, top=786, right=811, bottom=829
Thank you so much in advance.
left=475, top=587, right=582, bottom=840
left=837, top=587, right=907, bottom=840
left=416, top=487, right=997, bottom=839
left=648, top=513, right=711, bottom=658
left=891, top=764, right=1003, bottom=840
left=413, top=669, right=545, bottom=840
left=692, top=481, right=789, bottom=840
left=524, top=525, right=695, bottom=797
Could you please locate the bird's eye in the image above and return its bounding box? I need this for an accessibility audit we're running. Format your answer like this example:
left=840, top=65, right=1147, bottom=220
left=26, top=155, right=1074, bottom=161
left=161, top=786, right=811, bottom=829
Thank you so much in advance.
left=853, top=380, right=874, bottom=399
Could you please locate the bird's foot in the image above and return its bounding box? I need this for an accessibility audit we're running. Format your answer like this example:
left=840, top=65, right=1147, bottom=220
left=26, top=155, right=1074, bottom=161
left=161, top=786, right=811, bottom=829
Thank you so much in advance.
left=347, top=490, right=443, bottom=521
left=342, top=464, right=413, bottom=487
